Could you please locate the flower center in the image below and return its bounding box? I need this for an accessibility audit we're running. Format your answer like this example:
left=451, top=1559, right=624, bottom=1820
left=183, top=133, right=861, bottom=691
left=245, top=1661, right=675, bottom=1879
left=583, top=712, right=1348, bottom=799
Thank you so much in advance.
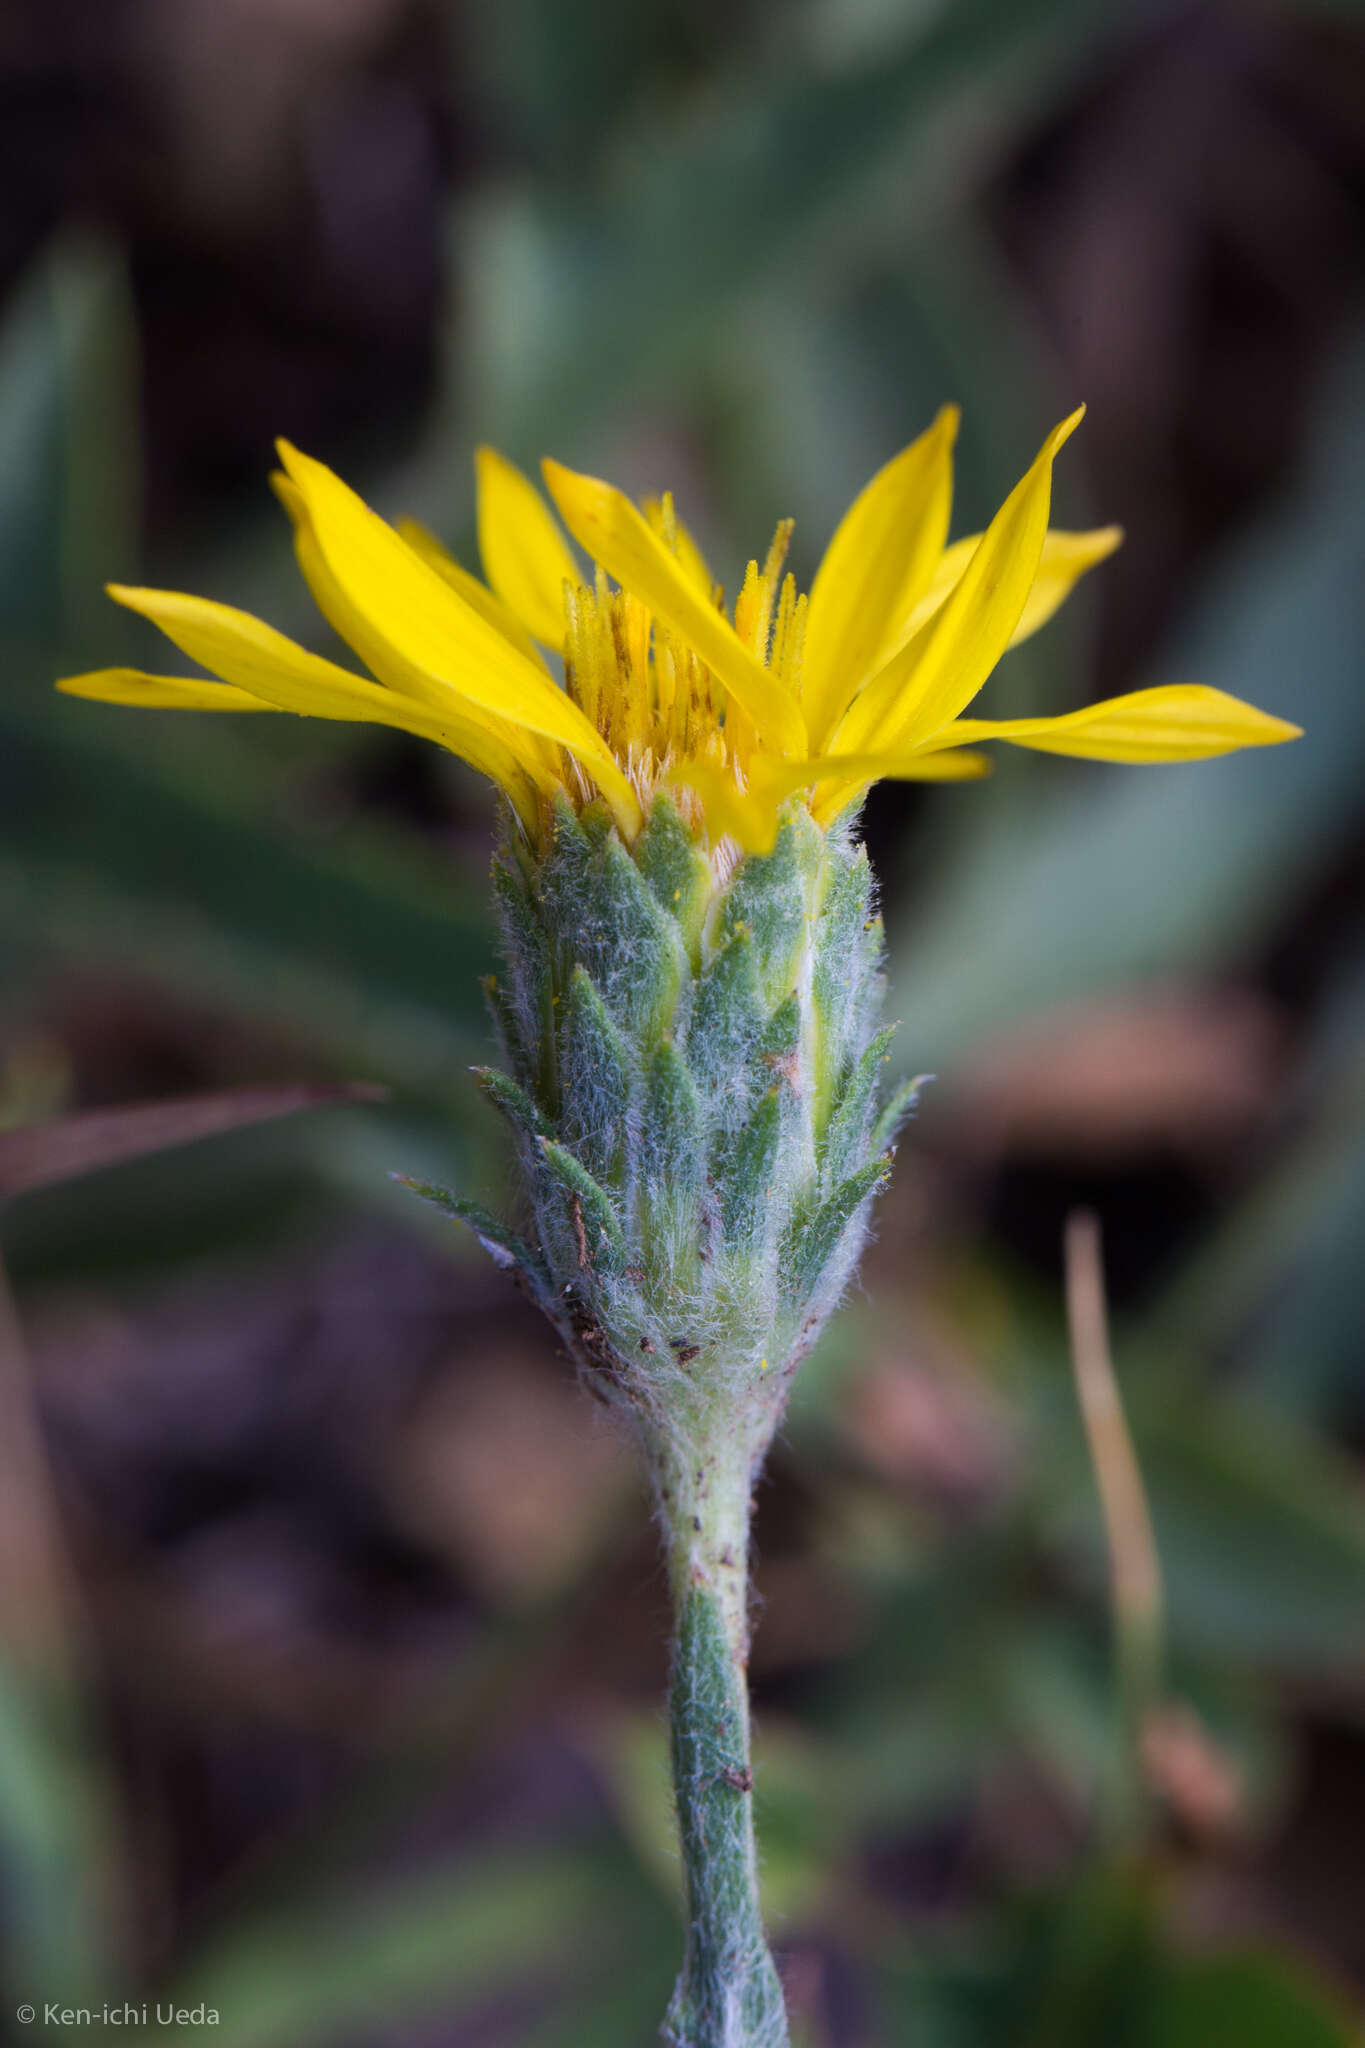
left=561, top=501, right=807, bottom=807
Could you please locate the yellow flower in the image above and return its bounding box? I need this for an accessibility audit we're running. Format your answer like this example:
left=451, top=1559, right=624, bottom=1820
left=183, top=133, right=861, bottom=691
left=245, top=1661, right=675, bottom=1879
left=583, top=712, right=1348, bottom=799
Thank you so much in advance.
left=58, top=407, right=1299, bottom=852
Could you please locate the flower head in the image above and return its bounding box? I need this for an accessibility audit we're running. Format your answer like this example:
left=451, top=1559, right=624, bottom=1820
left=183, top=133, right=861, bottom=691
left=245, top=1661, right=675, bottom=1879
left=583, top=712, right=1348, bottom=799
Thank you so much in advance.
left=60, top=408, right=1298, bottom=852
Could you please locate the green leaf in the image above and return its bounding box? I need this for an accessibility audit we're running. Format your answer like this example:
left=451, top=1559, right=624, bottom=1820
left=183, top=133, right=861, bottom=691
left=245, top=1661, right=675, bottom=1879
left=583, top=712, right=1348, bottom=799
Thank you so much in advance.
left=137, top=1844, right=654, bottom=2048
left=0, top=710, right=496, bottom=1138
left=0, top=1670, right=120, bottom=2009
left=1047, top=1393, right=1365, bottom=1669
left=457, top=0, right=1154, bottom=457
left=1141, top=1407, right=1365, bottom=1666
left=1145, top=1952, right=1358, bottom=2048
left=0, top=239, right=138, bottom=641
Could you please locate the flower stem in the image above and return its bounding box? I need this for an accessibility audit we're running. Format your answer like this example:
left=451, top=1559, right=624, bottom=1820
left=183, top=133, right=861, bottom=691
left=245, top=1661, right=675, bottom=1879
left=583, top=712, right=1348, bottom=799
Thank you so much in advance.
left=655, top=1426, right=789, bottom=2048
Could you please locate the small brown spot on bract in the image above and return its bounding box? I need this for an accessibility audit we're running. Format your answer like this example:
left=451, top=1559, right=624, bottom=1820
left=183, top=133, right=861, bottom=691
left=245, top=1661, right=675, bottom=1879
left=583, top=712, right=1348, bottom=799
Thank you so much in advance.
left=721, top=1766, right=753, bottom=1793
left=763, top=1047, right=801, bottom=1089
left=565, top=1302, right=621, bottom=1382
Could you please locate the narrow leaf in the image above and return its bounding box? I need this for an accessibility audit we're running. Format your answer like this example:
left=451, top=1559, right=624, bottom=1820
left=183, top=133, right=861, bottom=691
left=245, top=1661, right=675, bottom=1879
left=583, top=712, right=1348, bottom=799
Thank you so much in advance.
left=536, top=1138, right=625, bottom=1273
left=721, top=1087, right=785, bottom=1237
left=786, top=1156, right=892, bottom=1303
left=391, top=1176, right=549, bottom=1292
left=473, top=1065, right=549, bottom=1140
left=869, top=1072, right=931, bottom=1158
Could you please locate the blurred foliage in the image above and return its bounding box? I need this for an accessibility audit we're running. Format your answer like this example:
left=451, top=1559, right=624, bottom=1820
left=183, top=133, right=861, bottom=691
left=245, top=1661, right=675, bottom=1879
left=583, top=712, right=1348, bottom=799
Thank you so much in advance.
left=2, top=0, right=1365, bottom=2042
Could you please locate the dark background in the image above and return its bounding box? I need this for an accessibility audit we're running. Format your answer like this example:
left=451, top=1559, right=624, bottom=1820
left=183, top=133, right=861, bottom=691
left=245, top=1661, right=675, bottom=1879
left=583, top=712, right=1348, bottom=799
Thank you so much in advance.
left=2, top=1, right=1365, bottom=2042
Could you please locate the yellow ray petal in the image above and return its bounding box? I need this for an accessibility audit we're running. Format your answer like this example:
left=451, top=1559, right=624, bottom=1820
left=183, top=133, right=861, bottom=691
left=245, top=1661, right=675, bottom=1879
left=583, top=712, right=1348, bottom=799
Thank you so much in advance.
left=277, top=469, right=546, bottom=693
left=397, top=517, right=550, bottom=671
left=277, top=442, right=641, bottom=834
left=475, top=445, right=577, bottom=650
left=665, top=762, right=784, bottom=853
left=57, top=668, right=278, bottom=712
left=888, top=523, right=1124, bottom=663
left=55, top=660, right=559, bottom=829
left=801, top=745, right=994, bottom=832
left=796, top=747, right=993, bottom=787
left=802, top=404, right=958, bottom=746
left=930, top=684, right=1302, bottom=762
left=107, top=583, right=405, bottom=710
left=274, top=473, right=554, bottom=776
left=833, top=408, right=1085, bottom=758
left=103, top=585, right=546, bottom=819
left=1007, top=525, right=1124, bottom=645
left=671, top=745, right=989, bottom=854
left=542, top=458, right=808, bottom=757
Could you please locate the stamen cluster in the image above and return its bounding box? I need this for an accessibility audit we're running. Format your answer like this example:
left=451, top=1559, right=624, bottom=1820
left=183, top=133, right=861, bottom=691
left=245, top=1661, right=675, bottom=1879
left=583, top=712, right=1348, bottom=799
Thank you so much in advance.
left=561, top=505, right=809, bottom=817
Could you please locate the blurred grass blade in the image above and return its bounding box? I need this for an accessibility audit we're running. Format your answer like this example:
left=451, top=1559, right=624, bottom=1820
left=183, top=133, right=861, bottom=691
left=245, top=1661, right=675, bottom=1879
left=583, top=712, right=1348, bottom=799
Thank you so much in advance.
left=0, top=1256, right=79, bottom=1664
left=0, top=1257, right=122, bottom=2004
left=1147, top=963, right=1365, bottom=1422
left=1065, top=1211, right=1164, bottom=1837
left=1146, top=1949, right=1360, bottom=2048
left=454, top=0, right=1156, bottom=460
left=0, top=1083, right=387, bottom=1197
left=1137, top=1407, right=1365, bottom=1667
left=874, top=1886, right=1360, bottom=2046
left=1065, top=1217, right=1163, bottom=1678
left=1065, top=1214, right=1163, bottom=1643
left=0, top=237, right=139, bottom=643
left=1048, top=1388, right=1365, bottom=1670
left=139, top=1841, right=672, bottom=2048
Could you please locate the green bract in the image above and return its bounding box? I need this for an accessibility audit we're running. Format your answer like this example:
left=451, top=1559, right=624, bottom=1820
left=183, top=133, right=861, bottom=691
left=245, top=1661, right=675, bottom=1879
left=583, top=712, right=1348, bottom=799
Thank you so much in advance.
left=418, top=793, right=910, bottom=1485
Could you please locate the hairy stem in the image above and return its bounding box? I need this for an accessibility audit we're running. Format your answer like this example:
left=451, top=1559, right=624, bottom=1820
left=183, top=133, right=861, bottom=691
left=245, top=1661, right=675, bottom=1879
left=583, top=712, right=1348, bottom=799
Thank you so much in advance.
left=655, top=1426, right=788, bottom=2048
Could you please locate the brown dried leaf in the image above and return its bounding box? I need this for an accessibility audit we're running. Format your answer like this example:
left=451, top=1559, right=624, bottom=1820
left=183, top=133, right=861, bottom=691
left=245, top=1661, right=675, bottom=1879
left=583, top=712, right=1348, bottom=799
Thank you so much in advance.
left=945, top=990, right=1286, bottom=1160
left=1142, top=1701, right=1245, bottom=1841
left=0, top=1081, right=387, bottom=1197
